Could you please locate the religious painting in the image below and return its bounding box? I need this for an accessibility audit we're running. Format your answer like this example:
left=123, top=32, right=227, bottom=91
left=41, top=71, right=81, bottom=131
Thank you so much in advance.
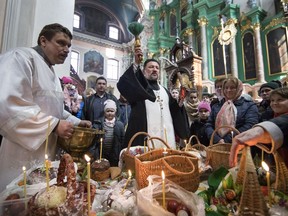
left=212, top=39, right=231, bottom=77
left=170, top=13, right=176, bottom=36
left=84, top=50, right=104, bottom=74
left=243, top=32, right=256, bottom=80
left=266, top=27, right=288, bottom=74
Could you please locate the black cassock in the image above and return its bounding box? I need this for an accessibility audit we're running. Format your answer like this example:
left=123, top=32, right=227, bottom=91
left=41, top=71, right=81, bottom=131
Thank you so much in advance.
left=117, top=64, right=189, bottom=149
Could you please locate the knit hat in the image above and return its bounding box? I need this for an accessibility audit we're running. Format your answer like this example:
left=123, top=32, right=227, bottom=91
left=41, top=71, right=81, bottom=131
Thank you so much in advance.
left=198, top=101, right=211, bottom=112
left=104, top=99, right=117, bottom=111
left=259, top=81, right=281, bottom=92
left=62, top=76, right=73, bottom=84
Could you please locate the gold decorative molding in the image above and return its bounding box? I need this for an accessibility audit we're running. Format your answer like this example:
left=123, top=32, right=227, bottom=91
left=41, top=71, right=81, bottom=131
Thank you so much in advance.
left=264, top=18, right=286, bottom=31
left=212, top=26, right=220, bottom=39
left=251, top=23, right=261, bottom=31
left=197, top=17, right=208, bottom=26
left=226, top=18, right=238, bottom=26
left=150, top=15, right=155, bottom=20
left=159, top=48, right=166, bottom=55
left=170, top=8, right=176, bottom=15
left=185, top=28, right=194, bottom=36
left=148, top=52, right=154, bottom=58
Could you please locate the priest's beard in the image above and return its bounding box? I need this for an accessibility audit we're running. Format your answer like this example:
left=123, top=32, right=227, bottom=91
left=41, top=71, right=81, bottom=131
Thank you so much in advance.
left=147, top=79, right=160, bottom=90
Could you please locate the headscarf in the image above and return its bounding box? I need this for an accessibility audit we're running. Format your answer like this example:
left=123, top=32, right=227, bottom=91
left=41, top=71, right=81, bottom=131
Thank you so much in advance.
left=215, top=77, right=243, bottom=137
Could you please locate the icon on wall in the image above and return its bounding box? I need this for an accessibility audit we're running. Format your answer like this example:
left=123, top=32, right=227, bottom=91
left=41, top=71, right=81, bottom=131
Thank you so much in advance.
left=84, top=50, right=104, bottom=74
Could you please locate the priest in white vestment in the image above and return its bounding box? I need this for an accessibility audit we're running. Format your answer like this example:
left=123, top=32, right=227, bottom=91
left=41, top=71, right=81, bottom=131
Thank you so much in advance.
left=0, top=23, right=91, bottom=192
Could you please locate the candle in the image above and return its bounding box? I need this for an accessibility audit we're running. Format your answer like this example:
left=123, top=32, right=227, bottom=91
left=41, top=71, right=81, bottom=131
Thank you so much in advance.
left=163, top=147, right=168, bottom=157
left=121, top=170, right=132, bottom=194
left=84, top=154, right=91, bottom=214
left=45, top=119, right=51, bottom=156
left=261, top=150, right=264, bottom=162
left=162, top=170, right=166, bottom=209
left=184, top=139, right=188, bottom=151
left=144, top=137, right=147, bottom=153
left=164, top=127, right=168, bottom=143
left=45, top=154, right=50, bottom=191
left=22, top=166, right=27, bottom=198
left=262, top=161, right=271, bottom=206
left=100, top=138, right=103, bottom=161
left=231, top=131, right=234, bottom=138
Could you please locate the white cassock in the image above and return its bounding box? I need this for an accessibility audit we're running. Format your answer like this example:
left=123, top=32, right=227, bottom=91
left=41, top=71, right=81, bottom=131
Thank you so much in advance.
left=0, top=48, right=80, bottom=192
left=145, top=85, right=176, bottom=149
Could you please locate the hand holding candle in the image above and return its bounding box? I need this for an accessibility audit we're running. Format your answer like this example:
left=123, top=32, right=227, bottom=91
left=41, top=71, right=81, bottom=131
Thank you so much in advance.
left=262, top=161, right=271, bottom=206
left=121, top=170, right=132, bottom=194
left=84, top=154, right=91, bottom=214
left=162, top=170, right=166, bottom=209
left=45, top=154, right=50, bottom=191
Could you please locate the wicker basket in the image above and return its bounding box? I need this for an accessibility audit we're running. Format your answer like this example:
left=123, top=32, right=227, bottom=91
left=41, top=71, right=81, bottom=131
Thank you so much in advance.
left=135, top=137, right=199, bottom=192
left=236, top=147, right=269, bottom=215
left=122, top=132, right=155, bottom=172
left=184, top=135, right=207, bottom=152
left=206, top=125, right=240, bottom=170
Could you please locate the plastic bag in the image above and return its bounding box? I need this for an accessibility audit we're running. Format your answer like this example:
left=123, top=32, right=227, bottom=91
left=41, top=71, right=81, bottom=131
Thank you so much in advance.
left=137, top=175, right=205, bottom=216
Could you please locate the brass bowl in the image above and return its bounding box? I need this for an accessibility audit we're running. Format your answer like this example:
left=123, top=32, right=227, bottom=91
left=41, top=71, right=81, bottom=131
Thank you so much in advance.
left=57, top=126, right=103, bottom=154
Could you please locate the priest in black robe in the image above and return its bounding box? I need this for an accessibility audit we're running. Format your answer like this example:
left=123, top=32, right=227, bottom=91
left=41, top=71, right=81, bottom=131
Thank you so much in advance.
left=117, top=48, right=189, bottom=149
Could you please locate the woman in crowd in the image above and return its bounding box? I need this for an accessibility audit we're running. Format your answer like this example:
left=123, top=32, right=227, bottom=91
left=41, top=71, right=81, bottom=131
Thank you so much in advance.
left=205, top=77, right=259, bottom=144
left=184, top=89, right=200, bottom=125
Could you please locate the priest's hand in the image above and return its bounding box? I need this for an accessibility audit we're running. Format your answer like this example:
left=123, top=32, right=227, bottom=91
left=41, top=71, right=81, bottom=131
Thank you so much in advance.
left=134, top=47, right=143, bottom=65
left=54, top=120, right=74, bottom=139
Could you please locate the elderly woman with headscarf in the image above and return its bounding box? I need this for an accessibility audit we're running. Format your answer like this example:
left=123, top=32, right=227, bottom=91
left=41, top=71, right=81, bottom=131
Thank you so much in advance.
left=205, top=77, right=259, bottom=144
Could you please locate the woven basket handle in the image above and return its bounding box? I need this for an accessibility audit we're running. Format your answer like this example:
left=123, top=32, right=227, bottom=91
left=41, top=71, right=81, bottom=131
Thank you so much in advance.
left=126, top=131, right=153, bottom=152
left=162, top=156, right=195, bottom=174
left=209, top=125, right=240, bottom=146
left=147, top=136, right=171, bottom=149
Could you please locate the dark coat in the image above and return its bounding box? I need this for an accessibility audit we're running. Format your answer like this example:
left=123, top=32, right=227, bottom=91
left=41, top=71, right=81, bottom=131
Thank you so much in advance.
left=81, top=92, right=119, bottom=123
left=190, top=119, right=210, bottom=146
left=205, top=96, right=259, bottom=144
left=117, top=65, right=189, bottom=149
left=90, top=118, right=124, bottom=166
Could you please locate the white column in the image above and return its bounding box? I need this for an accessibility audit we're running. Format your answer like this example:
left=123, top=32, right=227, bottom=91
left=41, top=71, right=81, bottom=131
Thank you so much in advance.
left=253, top=23, right=265, bottom=83
left=1, top=0, right=75, bottom=76
left=198, top=17, right=208, bottom=80
left=230, top=38, right=238, bottom=78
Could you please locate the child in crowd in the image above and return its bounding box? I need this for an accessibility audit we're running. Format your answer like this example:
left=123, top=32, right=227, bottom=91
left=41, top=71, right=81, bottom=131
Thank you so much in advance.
left=190, top=101, right=211, bottom=146
left=91, top=99, right=124, bottom=166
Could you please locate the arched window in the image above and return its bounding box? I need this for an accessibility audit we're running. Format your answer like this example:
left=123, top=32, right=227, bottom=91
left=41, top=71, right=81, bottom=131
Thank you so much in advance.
left=107, top=59, right=119, bottom=79
left=73, top=14, right=80, bottom=29
left=71, top=51, right=80, bottom=73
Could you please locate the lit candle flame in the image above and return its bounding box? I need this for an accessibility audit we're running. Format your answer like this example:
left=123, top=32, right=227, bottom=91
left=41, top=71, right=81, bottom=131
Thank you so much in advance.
left=84, top=154, right=91, bottom=162
left=128, top=169, right=132, bottom=178
left=45, top=154, right=48, bottom=160
left=162, top=170, right=165, bottom=180
left=262, top=161, right=269, bottom=172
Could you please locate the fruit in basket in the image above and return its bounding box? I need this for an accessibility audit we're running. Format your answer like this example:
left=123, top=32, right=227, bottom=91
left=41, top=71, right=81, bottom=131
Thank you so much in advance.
left=3, top=193, right=25, bottom=216
left=167, top=199, right=180, bottom=214
left=176, top=204, right=191, bottom=216
left=223, top=189, right=236, bottom=201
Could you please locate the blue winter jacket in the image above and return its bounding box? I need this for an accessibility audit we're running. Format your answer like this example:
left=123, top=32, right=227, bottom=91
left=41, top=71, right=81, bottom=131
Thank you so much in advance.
left=205, top=96, right=259, bottom=144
